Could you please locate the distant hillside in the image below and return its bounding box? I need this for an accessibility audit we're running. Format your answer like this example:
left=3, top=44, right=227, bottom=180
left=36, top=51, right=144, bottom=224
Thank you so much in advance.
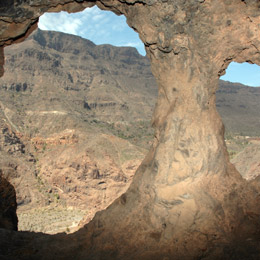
left=0, top=29, right=157, bottom=144
left=0, top=29, right=157, bottom=233
left=217, top=80, right=260, bottom=136
left=1, top=29, right=260, bottom=138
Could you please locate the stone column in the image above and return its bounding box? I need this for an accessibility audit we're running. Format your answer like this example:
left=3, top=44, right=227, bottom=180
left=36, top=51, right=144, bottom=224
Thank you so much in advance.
left=76, top=51, right=256, bottom=260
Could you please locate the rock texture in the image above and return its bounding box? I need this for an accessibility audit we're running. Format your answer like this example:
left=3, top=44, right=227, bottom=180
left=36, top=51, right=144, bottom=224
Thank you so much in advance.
left=1, top=0, right=260, bottom=259
left=0, top=174, right=17, bottom=231
left=232, top=140, right=260, bottom=181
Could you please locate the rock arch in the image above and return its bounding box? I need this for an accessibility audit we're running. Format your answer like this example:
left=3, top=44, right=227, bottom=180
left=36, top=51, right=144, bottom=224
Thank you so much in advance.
left=1, top=0, right=260, bottom=259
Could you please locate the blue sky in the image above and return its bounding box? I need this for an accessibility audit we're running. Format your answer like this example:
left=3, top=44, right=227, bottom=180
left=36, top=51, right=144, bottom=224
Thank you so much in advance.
left=38, top=6, right=260, bottom=87
left=221, top=62, right=260, bottom=87
left=38, top=6, right=145, bottom=55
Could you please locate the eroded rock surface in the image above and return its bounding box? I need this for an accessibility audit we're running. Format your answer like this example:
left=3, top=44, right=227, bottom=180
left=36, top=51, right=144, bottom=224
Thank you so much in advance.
left=232, top=140, right=260, bottom=181
left=1, top=0, right=260, bottom=259
left=0, top=174, right=17, bottom=231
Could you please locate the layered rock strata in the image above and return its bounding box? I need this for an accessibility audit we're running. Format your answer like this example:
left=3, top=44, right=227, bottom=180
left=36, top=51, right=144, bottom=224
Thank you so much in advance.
left=1, top=0, right=260, bottom=259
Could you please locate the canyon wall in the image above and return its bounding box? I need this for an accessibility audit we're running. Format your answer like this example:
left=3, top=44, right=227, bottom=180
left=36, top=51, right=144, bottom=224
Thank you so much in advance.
left=1, top=0, right=260, bottom=259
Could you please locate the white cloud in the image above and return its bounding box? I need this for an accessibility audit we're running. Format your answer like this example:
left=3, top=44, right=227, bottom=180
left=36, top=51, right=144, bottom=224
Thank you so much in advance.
left=92, top=13, right=105, bottom=22
left=38, top=6, right=145, bottom=55
left=39, top=12, right=83, bottom=35
left=112, top=23, right=126, bottom=32
left=123, top=42, right=143, bottom=48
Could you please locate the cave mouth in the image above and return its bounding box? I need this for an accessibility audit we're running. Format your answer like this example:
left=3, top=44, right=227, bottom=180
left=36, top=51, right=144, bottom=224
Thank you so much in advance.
left=218, top=61, right=260, bottom=180
left=2, top=2, right=260, bottom=259
left=0, top=6, right=157, bottom=234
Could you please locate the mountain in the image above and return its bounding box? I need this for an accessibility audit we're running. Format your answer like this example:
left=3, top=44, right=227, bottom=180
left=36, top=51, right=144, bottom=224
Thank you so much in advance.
left=0, top=29, right=260, bottom=233
left=217, top=80, right=260, bottom=136
left=0, top=29, right=157, bottom=233
left=1, top=29, right=156, bottom=143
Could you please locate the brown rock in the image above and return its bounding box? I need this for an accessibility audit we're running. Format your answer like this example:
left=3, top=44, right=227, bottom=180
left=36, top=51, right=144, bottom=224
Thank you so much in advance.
left=232, top=143, right=260, bottom=180
left=0, top=173, right=17, bottom=230
left=1, top=1, right=260, bottom=260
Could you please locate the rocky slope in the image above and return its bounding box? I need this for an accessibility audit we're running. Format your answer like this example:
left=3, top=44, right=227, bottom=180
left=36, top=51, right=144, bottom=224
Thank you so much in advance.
left=217, top=80, right=260, bottom=136
left=0, top=29, right=155, bottom=233
left=231, top=139, right=260, bottom=181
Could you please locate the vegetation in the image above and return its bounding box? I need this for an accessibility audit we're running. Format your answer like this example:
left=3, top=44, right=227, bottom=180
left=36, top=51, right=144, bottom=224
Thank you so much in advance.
left=225, top=132, right=250, bottom=159
left=89, top=119, right=154, bottom=149
left=17, top=206, right=87, bottom=234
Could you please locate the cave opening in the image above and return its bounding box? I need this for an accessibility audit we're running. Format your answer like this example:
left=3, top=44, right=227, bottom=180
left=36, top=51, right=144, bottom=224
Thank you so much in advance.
left=218, top=61, right=260, bottom=180
left=0, top=6, right=157, bottom=234
left=2, top=2, right=260, bottom=259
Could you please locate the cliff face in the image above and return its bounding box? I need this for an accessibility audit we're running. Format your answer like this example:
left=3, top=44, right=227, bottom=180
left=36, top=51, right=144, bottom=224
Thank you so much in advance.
left=1, top=1, right=260, bottom=259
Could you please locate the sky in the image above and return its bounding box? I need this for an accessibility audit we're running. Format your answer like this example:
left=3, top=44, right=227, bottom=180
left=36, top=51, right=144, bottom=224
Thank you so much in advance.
left=220, top=62, right=260, bottom=87
left=38, top=6, right=260, bottom=87
left=38, top=6, right=145, bottom=55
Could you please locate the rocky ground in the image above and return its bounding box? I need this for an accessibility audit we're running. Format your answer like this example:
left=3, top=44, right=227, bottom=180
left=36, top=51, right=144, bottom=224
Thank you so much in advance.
left=18, top=205, right=87, bottom=234
left=231, top=138, right=260, bottom=181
